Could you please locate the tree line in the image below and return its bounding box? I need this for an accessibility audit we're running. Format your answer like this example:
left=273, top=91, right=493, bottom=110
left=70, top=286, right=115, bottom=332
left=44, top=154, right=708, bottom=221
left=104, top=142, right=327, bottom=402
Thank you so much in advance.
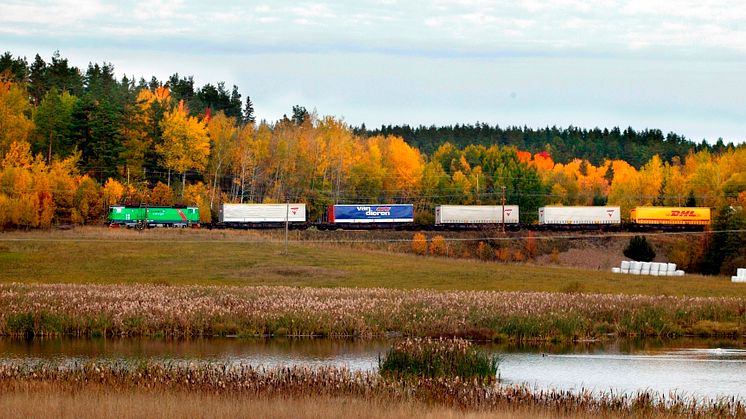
left=365, top=123, right=741, bottom=168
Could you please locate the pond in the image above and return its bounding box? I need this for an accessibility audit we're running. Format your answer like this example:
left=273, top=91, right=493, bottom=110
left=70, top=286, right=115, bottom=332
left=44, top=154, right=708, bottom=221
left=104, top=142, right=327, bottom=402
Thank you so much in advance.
left=1, top=337, right=745, bottom=401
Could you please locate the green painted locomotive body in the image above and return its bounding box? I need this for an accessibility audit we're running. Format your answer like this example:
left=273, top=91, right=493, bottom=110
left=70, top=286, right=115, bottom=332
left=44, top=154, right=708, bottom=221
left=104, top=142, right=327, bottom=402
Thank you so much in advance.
left=108, top=206, right=200, bottom=228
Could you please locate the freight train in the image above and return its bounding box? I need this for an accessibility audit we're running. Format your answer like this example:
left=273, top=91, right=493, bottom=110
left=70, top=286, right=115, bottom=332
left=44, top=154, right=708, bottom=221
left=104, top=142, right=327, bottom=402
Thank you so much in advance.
left=107, top=203, right=712, bottom=231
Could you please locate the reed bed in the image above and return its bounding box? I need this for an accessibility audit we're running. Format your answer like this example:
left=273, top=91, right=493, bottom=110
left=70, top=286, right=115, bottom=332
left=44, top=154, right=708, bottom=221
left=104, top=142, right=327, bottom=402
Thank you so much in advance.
left=0, top=283, right=744, bottom=340
left=0, top=359, right=742, bottom=418
left=379, top=338, right=498, bottom=382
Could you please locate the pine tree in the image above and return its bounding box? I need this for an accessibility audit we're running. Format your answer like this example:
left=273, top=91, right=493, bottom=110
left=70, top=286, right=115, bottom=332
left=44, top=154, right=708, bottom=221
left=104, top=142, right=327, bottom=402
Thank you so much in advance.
left=624, top=236, right=656, bottom=262
left=243, top=96, right=255, bottom=123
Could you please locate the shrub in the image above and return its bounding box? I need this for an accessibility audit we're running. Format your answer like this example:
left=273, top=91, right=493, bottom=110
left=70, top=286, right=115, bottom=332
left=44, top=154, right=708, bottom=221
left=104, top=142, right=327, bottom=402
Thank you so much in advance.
left=429, top=235, right=448, bottom=256
left=378, top=338, right=498, bottom=383
left=495, top=247, right=511, bottom=262
left=411, top=233, right=427, bottom=255
left=624, top=235, right=656, bottom=262
left=476, top=241, right=493, bottom=261
left=550, top=248, right=560, bottom=264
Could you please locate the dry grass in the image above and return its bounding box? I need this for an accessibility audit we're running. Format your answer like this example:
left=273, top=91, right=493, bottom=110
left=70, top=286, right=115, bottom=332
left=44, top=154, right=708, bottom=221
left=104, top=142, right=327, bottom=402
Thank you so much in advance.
left=0, top=361, right=741, bottom=418
left=1, top=283, right=744, bottom=340
left=0, top=382, right=557, bottom=419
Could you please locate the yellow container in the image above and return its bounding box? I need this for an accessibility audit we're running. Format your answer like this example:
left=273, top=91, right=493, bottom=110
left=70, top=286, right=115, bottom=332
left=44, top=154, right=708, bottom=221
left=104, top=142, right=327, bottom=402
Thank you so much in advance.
left=630, top=207, right=711, bottom=225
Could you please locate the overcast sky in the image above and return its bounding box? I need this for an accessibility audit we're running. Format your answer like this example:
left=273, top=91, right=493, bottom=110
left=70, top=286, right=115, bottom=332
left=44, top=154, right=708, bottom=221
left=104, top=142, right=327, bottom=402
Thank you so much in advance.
left=2, top=0, right=745, bottom=143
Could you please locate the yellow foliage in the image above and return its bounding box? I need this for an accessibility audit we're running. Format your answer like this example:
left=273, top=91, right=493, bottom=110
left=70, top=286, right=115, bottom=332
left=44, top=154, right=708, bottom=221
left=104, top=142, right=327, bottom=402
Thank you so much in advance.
left=411, top=233, right=427, bottom=255
left=150, top=182, right=174, bottom=206
left=102, top=178, right=125, bottom=207
left=2, top=141, right=33, bottom=168
left=183, top=182, right=212, bottom=223
left=429, top=235, right=448, bottom=256
left=0, top=81, right=34, bottom=155
left=157, top=100, right=210, bottom=174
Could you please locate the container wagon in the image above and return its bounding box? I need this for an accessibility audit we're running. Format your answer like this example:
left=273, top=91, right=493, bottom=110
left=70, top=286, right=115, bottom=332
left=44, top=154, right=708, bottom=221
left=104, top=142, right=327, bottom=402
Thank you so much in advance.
left=435, top=205, right=519, bottom=228
left=630, top=207, right=710, bottom=226
left=327, top=204, right=414, bottom=228
left=108, top=206, right=200, bottom=228
left=538, top=206, right=621, bottom=227
left=219, top=203, right=306, bottom=228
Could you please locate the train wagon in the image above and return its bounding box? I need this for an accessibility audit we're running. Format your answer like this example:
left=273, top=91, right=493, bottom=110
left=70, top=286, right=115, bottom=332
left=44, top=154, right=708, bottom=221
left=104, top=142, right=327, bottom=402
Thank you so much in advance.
left=108, top=206, right=200, bottom=228
left=219, top=203, right=306, bottom=228
left=538, top=206, right=621, bottom=225
left=328, top=204, right=414, bottom=225
left=630, top=207, right=711, bottom=225
left=435, top=205, right=519, bottom=226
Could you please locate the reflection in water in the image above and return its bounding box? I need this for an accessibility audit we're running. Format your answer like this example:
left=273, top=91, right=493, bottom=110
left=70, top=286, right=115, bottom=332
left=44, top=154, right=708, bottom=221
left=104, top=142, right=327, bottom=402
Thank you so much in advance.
left=1, top=337, right=745, bottom=401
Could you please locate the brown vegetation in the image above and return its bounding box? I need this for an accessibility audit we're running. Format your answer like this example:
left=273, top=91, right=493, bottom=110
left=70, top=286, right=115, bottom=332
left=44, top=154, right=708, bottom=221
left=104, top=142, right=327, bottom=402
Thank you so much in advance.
left=1, top=283, right=744, bottom=340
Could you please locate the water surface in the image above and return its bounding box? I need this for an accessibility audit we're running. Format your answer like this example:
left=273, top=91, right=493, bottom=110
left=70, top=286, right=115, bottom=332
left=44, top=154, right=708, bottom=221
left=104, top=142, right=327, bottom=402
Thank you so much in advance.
left=2, top=337, right=744, bottom=401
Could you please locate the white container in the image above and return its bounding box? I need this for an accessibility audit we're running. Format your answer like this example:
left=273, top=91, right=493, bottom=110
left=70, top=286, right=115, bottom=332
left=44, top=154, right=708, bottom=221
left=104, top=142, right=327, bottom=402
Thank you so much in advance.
left=612, top=267, right=621, bottom=273
left=737, top=268, right=746, bottom=278
left=632, top=262, right=642, bottom=271
left=667, top=263, right=676, bottom=273
left=641, top=262, right=651, bottom=275
left=649, top=263, right=659, bottom=274
left=220, top=203, right=306, bottom=223
left=538, top=206, right=621, bottom=225
left=435, top=205, right=519, bottom=225
left=621, top=261, right=631, bottom=270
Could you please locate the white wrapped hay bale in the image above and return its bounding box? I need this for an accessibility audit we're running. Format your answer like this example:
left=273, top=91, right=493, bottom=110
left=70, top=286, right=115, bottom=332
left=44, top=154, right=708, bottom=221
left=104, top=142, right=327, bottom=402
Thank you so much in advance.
left=612, top=267, right=621, bottom=273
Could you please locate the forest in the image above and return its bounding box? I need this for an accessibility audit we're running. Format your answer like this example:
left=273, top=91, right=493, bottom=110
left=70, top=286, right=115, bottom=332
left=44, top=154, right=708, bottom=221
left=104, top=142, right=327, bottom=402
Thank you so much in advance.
left=1, top=51, right=746, bottom=274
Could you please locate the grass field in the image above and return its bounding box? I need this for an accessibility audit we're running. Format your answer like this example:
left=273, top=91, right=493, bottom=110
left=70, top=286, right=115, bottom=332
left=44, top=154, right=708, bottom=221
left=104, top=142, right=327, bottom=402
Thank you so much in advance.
left=0, top=227, right=743, bottom=298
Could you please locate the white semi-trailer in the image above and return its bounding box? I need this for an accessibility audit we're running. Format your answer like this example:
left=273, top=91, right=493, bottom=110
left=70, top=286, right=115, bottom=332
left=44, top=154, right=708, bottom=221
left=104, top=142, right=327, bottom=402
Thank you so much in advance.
left=435, top=205, right=520, bottom=225
left=538, top=206, right=621, bottom=225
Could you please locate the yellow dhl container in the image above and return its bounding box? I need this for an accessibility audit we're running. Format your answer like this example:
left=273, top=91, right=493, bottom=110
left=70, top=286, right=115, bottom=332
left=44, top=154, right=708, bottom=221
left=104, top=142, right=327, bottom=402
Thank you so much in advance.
left=630, top=207, right=711, bottom=225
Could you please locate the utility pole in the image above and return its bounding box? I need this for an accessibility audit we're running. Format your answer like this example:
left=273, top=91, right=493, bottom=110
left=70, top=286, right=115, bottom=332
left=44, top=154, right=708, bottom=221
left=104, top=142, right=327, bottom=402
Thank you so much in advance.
left=501, top=186, right=506, bottom=233
left=284, top=197, right=290, bottom=255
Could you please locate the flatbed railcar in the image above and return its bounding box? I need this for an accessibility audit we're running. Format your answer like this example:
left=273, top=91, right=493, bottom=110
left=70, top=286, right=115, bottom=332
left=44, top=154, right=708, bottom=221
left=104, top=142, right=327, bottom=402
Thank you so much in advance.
left=108, top=205, right=200, bottom=228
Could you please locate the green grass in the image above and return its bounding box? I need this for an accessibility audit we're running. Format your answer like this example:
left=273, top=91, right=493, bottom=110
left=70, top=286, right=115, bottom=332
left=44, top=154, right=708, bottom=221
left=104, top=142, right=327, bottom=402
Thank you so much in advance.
left=0, top=227, right=744, bottom=298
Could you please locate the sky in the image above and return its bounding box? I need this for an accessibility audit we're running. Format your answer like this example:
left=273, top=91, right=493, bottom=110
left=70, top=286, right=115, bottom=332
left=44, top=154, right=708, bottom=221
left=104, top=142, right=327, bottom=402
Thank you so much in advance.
left=2, top=0, right=745, bottom=143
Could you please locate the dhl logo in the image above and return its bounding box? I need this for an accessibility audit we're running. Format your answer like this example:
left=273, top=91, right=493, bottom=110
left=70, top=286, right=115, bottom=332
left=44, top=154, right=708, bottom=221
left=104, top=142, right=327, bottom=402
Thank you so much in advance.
left=670, top=210, right=698, bottom=217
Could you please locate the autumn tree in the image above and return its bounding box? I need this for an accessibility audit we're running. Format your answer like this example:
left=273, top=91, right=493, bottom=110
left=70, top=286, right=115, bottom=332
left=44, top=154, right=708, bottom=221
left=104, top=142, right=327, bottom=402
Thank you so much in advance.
left=0, top=81, right=34, bottom=156
left=157, top=100, right=210, bottom=196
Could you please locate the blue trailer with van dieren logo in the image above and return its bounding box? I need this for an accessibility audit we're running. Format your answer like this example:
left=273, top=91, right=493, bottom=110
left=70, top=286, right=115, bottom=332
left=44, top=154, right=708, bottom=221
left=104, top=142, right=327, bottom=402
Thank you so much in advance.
left=328, top=204, right=414, bottom=224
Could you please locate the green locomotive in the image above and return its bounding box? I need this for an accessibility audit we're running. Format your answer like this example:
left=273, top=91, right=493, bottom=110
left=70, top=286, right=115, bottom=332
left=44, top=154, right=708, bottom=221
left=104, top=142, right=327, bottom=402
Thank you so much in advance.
left=108, top=206, right=200, bottom=228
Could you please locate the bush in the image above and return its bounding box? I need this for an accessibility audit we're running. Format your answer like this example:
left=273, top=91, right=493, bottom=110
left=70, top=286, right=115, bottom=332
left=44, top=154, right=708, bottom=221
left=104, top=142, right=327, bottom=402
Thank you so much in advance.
left=429, top=235, right=448, bottom=256
left=378, top=338, right=498, bottom=383
left=624, top=235, right=656, bottom=262
left=411, top=233, right=427, bottom=255
left=476, top=241, right=493, bottom=261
